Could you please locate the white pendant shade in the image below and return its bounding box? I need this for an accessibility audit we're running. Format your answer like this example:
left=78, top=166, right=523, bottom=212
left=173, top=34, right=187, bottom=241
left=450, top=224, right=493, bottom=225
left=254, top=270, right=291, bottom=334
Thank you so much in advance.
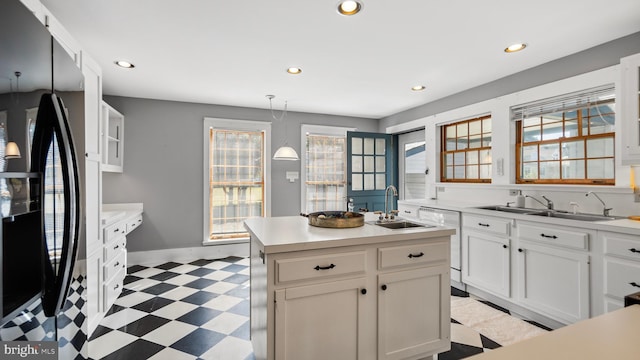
left=5, top=141, right=21, bottom=159
left=273, top=146, right=299, bottom=161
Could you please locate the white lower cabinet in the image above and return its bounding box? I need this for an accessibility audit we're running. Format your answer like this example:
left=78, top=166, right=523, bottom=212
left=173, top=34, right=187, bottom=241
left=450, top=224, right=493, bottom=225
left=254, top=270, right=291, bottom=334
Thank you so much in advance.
left=600, top=231, right=640, bottom=312
left=274, top=278, right=367, bottom=360
left=462, top=214, right=511, bottom=298
left=254, top=237, right=451, bottom=360
left=516, top=221, right=592, bottom=324
left=516, top=241, right=590, bottom=324
left=378, top=265, right=449, bottom=360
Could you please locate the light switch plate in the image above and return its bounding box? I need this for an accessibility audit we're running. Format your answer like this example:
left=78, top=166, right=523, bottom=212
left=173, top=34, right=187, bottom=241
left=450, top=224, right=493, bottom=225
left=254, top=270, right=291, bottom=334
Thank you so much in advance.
left=286, top=171, right=299, bottom=183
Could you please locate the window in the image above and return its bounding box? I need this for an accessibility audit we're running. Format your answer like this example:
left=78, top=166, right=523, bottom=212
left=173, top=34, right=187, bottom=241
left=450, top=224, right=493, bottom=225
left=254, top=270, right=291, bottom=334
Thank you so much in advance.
left=399, top=130, right=425, bottom=199
left=440, top=115, right=492, bottom=183
left=513, top=85, right=615, bottom=184
left=203, top=118, right=270, bottom=244
left=302, top=125, right=352, bottom=213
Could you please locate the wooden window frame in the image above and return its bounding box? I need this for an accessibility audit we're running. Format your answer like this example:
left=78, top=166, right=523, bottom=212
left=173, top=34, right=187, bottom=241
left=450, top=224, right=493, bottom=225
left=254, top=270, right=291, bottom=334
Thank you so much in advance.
left=440, top=115, right=492, bottom=183
left=515, top=99, right=615, bottom=185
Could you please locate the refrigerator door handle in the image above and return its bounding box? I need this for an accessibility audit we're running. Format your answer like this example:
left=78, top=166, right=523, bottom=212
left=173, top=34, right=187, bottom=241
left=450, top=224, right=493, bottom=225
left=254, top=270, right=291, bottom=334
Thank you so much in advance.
left=31, top=94, right=81, bottom=317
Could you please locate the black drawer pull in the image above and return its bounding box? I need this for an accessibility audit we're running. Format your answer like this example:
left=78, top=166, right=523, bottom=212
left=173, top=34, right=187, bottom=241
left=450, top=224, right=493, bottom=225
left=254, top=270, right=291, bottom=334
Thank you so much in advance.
left=114, top=245, right=119, bottom=250
left=478, top=223, right=490, bottom=227
left=518, top=248, right=523, bottom=253
left=630, top=282, right=640, bottom=288
left=540, top=233, right=558, bottom=239
left=381, top=284, right=387, bottom=291
left=630, top=248, right=640, bottom=253
left=503, top=244, right=508, bottom=249
left=408, top=252, right=424, bottom=258
left=113, top=228, right=120, bottom=233
left=114, top=262, right=120, bottom=267
left=361, top=289, right=367, bottom=295
left=314, top=264, right=336, bottom=271
left=114, top=284, right=120, bottom=290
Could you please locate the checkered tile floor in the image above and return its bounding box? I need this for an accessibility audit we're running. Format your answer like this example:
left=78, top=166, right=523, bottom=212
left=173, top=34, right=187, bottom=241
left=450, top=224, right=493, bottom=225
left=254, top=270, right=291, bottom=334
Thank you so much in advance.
left=89, top=257, right=545, bottom=360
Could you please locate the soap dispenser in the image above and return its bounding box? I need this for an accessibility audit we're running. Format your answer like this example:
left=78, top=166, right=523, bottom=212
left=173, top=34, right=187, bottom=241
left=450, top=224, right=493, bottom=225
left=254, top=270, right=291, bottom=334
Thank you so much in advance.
left=515, top=190, right=525, bottom=208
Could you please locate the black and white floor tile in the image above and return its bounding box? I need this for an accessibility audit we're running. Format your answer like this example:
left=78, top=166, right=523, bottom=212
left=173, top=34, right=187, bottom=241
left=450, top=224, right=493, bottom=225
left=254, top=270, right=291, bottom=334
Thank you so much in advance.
left=89, top=257, right=547, bottom=360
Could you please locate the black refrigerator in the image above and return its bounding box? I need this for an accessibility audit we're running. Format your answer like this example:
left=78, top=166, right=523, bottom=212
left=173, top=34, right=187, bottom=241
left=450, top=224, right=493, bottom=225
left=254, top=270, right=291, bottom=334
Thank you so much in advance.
left=0, top=0, right=87, bottom=358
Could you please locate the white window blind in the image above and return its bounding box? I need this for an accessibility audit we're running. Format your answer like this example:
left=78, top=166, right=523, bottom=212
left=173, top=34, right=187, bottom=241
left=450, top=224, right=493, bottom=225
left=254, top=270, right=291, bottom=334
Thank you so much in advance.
left=511, top=85, right=615, bottom=120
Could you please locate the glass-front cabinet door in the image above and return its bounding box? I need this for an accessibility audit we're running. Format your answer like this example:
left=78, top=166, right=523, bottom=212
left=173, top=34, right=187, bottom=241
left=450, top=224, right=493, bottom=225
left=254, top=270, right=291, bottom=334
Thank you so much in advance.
left=620, top=52, right=640, bottom=165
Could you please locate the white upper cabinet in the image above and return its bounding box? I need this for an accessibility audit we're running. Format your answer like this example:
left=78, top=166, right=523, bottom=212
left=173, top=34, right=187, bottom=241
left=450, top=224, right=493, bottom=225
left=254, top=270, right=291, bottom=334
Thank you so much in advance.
left=620, top=53, right=640, bottom=165
left=101, top=101, right=124, bottom=172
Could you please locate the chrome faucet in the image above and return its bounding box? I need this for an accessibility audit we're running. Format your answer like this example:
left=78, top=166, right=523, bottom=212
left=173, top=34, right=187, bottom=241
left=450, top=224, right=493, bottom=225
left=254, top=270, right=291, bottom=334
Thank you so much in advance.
left=586, top=191, right=612, bottom=216
left=525, top=195, right=554, bottom=209
left=541, top=195, right=554, bottom=210
left=384, top=185, right=398, bottom=220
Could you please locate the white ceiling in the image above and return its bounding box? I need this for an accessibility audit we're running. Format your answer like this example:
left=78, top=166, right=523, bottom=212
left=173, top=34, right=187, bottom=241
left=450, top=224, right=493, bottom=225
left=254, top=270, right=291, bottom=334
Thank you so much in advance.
left=40, top=0, right=640, bottom=119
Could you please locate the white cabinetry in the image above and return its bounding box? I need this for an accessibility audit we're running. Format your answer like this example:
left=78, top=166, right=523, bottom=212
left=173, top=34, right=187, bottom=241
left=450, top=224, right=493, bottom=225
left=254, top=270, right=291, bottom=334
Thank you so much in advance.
left=516, top=222, right=591, bottom=324
left=101, top=102, right=124, bottom=172
left=462, top=214, right=511, bottom=298
left=253, top=237, right=450, bottom=360
left=620, top=53, right=640, bottom=165
left=599, top=231, right=640, bottom=312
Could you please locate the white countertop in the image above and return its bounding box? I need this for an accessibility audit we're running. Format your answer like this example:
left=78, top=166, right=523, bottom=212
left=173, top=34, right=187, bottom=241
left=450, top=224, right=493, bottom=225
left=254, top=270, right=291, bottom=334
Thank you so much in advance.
left=102, top=203, right=144, bottom=227
left=468, top=305, right=640, bottom=360
left=244, top=214, right=455, bottom=254
left=399, top=199, right=640, bottom=235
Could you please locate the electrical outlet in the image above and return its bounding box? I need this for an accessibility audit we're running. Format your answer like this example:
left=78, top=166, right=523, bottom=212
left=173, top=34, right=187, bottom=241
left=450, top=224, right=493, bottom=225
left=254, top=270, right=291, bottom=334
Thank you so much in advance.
left=437, top=186, right=445, bottom=193
left=509, top=189, right=519, bottom=196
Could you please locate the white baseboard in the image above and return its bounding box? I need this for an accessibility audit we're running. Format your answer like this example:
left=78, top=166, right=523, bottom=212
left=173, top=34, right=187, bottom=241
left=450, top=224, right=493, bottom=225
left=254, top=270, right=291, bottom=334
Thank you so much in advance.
left=127, top=243, right=250, bottom=267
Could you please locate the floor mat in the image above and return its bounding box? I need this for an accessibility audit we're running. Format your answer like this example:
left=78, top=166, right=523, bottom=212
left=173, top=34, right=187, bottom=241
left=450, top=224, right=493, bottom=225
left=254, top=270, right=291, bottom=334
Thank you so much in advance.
left=450, top=296, right=548, bottom=346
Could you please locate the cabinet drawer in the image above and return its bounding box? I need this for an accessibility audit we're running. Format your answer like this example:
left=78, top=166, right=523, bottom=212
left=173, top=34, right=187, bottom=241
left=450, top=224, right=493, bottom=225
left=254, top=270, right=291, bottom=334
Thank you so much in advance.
left=276, top=251, right=366, bottom=284
left=603, top=232, right=640, bottom=261
left=463, top=214, right=510, bottom=236
left=104, top=250, right=126, bottom=282
left=104, top=220, right=126, bottom=243
left=378, top=241, right=448, bottom=270
left=398, top=204, right=419, bottom=219
left=604, top=257, right=640, bottom=300
left=518, top=223, right=588, bottom=251
left=126, top=214, right=143, bottom=234
left=104, top=237, right=126, bottom=263
left=103, top=267, right=126, bottom=311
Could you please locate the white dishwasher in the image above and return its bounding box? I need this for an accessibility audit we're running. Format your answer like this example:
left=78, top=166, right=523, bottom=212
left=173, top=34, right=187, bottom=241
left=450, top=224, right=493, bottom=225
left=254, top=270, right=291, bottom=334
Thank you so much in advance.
left=416, top=206, right=462, bottom=283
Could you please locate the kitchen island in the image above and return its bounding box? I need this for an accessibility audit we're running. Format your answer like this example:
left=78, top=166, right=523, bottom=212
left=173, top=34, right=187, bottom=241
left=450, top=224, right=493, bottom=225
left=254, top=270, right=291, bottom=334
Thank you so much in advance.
left=245, top=215, right=456, bottom=360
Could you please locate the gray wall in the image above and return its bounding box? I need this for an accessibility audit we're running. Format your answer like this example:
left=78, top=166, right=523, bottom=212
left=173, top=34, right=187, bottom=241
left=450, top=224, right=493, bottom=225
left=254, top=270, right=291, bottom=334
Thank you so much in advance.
left=380, top=31, right=640, bottom=129
left=101, top=96, right=377, bottom=252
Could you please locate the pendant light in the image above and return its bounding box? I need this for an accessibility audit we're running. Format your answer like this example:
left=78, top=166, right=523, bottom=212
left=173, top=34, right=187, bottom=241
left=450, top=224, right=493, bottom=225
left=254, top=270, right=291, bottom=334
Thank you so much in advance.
left=267, top=95, right=299, bottom=161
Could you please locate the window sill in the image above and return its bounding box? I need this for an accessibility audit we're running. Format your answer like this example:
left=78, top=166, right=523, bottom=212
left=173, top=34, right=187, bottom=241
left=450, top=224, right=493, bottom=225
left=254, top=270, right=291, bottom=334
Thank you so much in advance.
left=202, top=238, right=249, bottom=246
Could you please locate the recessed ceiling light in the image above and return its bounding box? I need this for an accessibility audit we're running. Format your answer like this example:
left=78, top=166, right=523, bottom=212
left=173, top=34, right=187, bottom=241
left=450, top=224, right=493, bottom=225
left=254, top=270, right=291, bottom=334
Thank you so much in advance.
left=115, top=60, right=135, bottom=68
left=411, top=85, right=426, bottom=91
left=287, top=67, right=302, bottom=74
left=504, top=43, right=527, bottom=53
left=337, top=0, right=362, bottom=16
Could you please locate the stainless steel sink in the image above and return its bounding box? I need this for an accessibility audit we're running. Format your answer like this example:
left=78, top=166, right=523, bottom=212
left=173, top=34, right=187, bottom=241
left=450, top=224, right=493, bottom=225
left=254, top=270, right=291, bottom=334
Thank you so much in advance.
left=475, top=205, right=621, bottom=222
left=476, top=205, right=542, bottom=214
left=370, top=220, right=433, bottom=229
left=529, top=211, right=621, bottom=222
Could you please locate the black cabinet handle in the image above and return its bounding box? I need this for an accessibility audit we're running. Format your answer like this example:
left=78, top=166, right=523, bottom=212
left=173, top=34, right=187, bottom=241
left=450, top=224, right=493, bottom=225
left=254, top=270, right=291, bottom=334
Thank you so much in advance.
left=408, top=252, right=424, bottom=258
left=114, top=228, right=120, bottom=233
left=314, top=264, right=336, bottom=271
left=361, top=289, right=367, bottom=295
left=630, top=282, right=640, bottom=288
left=114, top=245, right=119, bottom=250
left=630, top=248, right=640, bottom=253
left=478, top=223, right=490, bottom=227
left=114, top=262, right=120, bottom=267
left=503, top=244, right=508, bottom=249
left=381, top=284, right=387, bottom=291
left=518, top=248, right=523, bottom=253
left=114, top=284, right=120, bottom=290
left=540, top=233, right=558, bottom=239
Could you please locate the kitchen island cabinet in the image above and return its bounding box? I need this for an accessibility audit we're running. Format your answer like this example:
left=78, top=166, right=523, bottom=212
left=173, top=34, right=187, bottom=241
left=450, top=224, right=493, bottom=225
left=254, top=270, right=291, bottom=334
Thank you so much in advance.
left=245, top=215, right=455, bottom=360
